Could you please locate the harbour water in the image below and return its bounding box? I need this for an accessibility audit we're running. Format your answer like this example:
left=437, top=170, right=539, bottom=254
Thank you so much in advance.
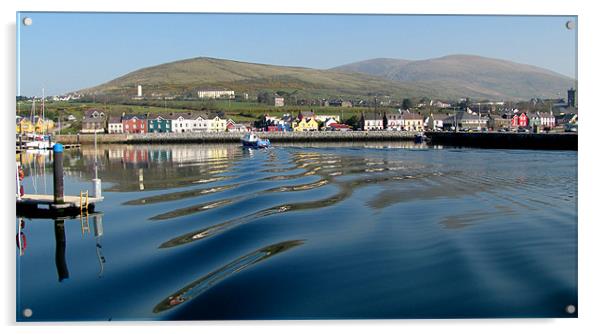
left=16, top=143, right=577, bottom=320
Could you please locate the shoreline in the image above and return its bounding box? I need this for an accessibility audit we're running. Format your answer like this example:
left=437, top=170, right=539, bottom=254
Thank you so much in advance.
left=51, top=131, right=577, bottom=150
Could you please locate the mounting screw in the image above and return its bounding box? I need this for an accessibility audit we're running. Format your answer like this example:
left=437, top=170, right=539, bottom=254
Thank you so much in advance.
left=23, top=308, right=33, bottom=318
left=565, top=304, right=576, bottom=314
left=566, top=20, right=575, bottom=30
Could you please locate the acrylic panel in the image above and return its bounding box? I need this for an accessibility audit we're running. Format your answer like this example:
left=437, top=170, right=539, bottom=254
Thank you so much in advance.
left=15, top=12, right=578, bottom=321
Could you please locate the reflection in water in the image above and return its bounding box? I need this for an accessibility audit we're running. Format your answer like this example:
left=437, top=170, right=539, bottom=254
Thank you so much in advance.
left=17, top=212, right=106, bottom=283
left=158, top=151, right=446, bottom=248
left=54, top=220, right=69, bottom=282
left=16, top=142, right=577, bottom=320
left=93, top=215, right=106, bottom=278
left=153, top=240, right=304, bottom=313
left=17, top=218, right=27, bottom=256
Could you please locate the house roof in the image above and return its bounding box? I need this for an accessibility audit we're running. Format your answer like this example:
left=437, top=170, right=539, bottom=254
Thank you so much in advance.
left=328, top=123, right=351, bottom=129
left=363, top=111, right=383, bottom=121
left=108, top=116, right=122, bottom=123
left=122, top=114, right=147, bottom=120
left=488, top=114, right=505, bottom=120
left=385, top=110, right=402, bottom=119
left=298, top=111, right=315, bottom=119
left=455, top=112, right=484, bottom=121
left=166, top=112, right=209, bottom=120
left=83, top=109, right=106, bottom=119
left=401, top=111, right=423, bottom=120
left=430, top=113, right=449, bottom=121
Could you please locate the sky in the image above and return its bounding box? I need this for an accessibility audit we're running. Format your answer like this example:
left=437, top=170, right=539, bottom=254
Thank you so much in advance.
left=17, top=13, right=577, bottom=97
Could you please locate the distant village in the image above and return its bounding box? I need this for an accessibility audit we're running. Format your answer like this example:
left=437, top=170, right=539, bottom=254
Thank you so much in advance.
left=15, top=87, right=578, bottom=135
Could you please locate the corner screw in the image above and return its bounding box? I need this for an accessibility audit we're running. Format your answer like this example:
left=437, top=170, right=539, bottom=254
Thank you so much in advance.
left=23, top=308, right=33, bottom=318
left=566, top=304, right=576, bottom=314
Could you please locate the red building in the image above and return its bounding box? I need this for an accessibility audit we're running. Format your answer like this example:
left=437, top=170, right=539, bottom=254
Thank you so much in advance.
left=511, top=113, right=529, bottom=128
left=122, top=114, right=147, bottom=134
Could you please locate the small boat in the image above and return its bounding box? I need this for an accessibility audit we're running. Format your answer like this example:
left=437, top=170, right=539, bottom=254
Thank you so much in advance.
left=241, top=133, right=271, bottom=149
left=414, top=133, right=427, bottom=143
left=24, top=134, right=54, bottom=150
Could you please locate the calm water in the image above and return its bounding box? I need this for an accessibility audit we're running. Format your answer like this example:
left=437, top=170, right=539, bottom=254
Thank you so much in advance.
left=16, top=143, right=577, bottom=321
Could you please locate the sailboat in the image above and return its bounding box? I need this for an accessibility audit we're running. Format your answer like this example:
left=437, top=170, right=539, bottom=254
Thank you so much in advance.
left=25, top=89, right=55, bottom=150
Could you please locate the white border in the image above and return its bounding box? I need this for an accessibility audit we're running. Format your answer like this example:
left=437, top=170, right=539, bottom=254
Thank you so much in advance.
left=2, top=0, right=600, bottom=333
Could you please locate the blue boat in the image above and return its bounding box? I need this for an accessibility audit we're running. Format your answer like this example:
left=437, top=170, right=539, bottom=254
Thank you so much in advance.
left=241, top=133, right=271, bottom=149
left=414, top=133, right=427, bottom=143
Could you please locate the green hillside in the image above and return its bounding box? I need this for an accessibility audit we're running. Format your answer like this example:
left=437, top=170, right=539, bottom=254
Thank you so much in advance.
left=80, top=57, right=439, bottom=100
left=79, top=55, right=576, bottom=101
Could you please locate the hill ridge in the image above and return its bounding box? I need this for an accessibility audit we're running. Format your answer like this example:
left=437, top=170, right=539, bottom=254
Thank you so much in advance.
left=79, top=54, right=575, bottom=101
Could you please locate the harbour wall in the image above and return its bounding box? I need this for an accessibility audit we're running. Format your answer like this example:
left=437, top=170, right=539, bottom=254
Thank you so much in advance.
left=55, top=131, right=419, bottom=144
left=426, top=132, right=577, bottom=150
left=53, top=131, right=577, bottom=150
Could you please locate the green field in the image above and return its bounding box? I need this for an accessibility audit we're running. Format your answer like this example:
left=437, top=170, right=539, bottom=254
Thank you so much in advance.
left=16, top=100, right=386, bottom=133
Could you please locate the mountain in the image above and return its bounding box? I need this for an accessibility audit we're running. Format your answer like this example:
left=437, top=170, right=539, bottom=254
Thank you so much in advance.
left=79, top=55, right=575, bottom=101
left=332, top=55, right=575, bottom=100
left=79, top=57, right=439, bottom=100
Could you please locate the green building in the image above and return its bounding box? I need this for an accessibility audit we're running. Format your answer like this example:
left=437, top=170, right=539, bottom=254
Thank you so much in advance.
left=148, top=115, right=171, bottom=133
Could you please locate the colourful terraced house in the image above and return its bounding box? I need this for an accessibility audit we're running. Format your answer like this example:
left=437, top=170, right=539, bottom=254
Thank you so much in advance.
left=293, top=117, right=319, bottom=131
left=122, top=114, right=147, bottom=134
left=147, top=114, right=172, bottom=133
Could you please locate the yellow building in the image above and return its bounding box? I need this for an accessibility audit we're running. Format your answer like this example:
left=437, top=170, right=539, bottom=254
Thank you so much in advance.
left=293, top=118, right=319, bottom=131
left=35, top=118, right=55, bottom=133
left=207, top=116, right=227, bottom=132
left=16, top=118, right=35, bottom=134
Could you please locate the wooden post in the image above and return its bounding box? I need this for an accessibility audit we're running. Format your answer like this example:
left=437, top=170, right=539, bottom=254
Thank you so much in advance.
left=53, top=143, right=64, bottom=204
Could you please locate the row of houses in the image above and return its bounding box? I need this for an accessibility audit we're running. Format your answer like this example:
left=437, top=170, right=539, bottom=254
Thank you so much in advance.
left=259, top=111, right=351, bottom=132
left=16, top=116, right=55, bottom=134
left=425, top=110, right=573, bottom=132
left=81, top=109, right=249, bottom=134
left=360, top=109, right=577, bottom=132
left=361, top=110, right=425, bottom=131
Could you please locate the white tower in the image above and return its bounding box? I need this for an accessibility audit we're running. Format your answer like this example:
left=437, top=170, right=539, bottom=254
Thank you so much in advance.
left=137, top=85, right=142, bottom=97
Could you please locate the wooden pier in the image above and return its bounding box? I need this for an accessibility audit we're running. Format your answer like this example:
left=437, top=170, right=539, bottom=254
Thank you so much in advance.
left=16, top=143, right=103, bottom=218
left=16, top=193, right=104, bottom=218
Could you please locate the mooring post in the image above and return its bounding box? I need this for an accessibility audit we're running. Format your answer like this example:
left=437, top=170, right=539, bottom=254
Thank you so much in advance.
left=53, top=143, right=64, bottom=204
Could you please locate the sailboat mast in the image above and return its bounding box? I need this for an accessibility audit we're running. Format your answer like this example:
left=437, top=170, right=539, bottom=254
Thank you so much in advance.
left=42, top=88, right=45, bottom=134
left=30, top=99, right=35, bottom=125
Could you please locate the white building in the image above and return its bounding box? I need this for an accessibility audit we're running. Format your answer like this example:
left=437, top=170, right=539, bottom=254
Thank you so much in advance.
left=207, top=115, right=227, bottom=132
left=169, top=113, right=195, bottom=133
left=315, top=115, right=340, bottom=123
left=424, top=114, right=449, bottom=130
left=323, top=118, right=338, bottom=128
left=361, top=112, right=384, bottom=131
left=198, top=90, right=235, bottom=99
left=274, top=96, right=285, bottom=107
left=108, top=116, right=123, bottom=134
left=137, top=85, right=142, bottom=97
left=385, top=110, right=404, bottom=130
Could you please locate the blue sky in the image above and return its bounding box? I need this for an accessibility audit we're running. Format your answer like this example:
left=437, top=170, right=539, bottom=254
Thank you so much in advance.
left=17, top=13, right=577, bottom=96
